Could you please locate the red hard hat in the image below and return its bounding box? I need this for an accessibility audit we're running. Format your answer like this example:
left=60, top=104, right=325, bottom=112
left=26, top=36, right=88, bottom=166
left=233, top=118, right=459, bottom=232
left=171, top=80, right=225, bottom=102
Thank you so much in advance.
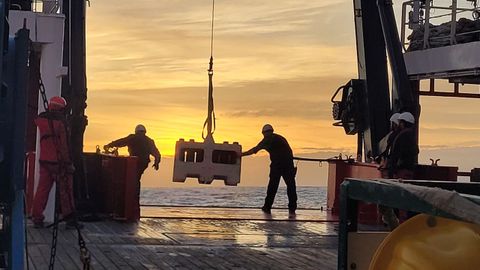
left=48, top=96, right=66, bottom=110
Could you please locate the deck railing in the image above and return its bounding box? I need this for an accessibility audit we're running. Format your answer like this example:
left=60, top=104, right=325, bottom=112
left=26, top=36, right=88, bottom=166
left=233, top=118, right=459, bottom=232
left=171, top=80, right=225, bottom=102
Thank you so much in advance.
left=32, top=0, right=62, bottom=14
left=401, top=0, right=480, bottom=51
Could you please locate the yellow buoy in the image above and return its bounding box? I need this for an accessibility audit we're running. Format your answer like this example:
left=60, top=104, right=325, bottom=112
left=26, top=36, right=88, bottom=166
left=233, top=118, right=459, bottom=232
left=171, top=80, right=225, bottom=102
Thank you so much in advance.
left=369, top=214, right=480, bottom=270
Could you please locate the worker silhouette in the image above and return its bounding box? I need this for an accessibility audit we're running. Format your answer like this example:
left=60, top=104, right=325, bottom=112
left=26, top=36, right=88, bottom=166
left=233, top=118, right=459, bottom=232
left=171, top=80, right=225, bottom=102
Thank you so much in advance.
left=242, top=124, right=297, bottom=215
left=377, top=112, right=401, bottom=177
left=104, top=125, right=161, bottom=214
left=387, top=112, right=419, bottom=179
left=32, top=96, right=80, bottom=229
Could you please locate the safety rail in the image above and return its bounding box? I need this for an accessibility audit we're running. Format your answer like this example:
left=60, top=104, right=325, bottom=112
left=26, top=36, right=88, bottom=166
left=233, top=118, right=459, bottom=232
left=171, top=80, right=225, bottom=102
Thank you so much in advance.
left=401, top=0, right=480, bottom=51
left=32, top=0, right=61, bottom=14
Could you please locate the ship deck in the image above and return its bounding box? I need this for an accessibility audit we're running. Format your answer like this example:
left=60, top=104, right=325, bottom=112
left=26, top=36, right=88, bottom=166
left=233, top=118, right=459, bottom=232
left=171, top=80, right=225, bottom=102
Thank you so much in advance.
left=27, top=206, right=338, bottom=269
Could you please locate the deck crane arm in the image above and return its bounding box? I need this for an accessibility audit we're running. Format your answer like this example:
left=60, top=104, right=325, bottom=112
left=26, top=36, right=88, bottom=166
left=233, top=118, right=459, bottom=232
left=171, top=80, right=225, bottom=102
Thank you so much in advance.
left=333, top=0, right=418, bottom=161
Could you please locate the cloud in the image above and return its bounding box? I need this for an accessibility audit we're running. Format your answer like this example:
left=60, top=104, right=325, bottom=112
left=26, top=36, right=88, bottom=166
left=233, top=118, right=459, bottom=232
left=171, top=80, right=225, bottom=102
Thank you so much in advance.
left=84, top=0, right=480, bottom=187
left=86, top=0, right=357, bottom=90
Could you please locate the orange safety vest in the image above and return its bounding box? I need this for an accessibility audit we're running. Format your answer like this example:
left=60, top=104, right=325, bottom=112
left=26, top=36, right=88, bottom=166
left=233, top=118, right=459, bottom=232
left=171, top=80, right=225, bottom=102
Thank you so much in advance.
left=35, top=111, right=71, bottom=163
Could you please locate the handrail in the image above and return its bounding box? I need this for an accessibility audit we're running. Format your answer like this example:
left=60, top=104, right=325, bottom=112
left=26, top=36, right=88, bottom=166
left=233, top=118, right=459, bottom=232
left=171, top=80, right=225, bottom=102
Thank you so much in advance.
left=32, top=0, right=61, bottom=14
left=401, top=0, right=480, bottom=50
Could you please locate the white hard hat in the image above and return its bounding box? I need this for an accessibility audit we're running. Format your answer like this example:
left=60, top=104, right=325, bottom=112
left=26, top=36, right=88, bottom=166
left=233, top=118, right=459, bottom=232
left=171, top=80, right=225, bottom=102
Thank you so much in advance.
left=135, top=124, right=147, bottom=133
left=389, top=113, right=401, bottom=125
left=262, top=124, right=274, bottom=133
left=398, top=112, right=415, bottom=124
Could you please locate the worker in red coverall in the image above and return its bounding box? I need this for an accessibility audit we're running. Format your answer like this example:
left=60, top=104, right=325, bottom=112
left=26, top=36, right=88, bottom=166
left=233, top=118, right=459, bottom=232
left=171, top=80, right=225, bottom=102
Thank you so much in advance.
left=32, top=96, right=80, bottom=229
left=104, top=124, right=161, bottom=219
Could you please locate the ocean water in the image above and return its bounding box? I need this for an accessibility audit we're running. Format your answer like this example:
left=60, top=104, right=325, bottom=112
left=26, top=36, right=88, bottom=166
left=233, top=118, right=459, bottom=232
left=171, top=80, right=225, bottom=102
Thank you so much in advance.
left=141, top=186, right=327, bottom=209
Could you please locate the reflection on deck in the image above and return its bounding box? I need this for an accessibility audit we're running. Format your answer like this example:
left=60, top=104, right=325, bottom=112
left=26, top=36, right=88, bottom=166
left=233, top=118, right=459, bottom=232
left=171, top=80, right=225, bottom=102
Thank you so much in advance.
left=141, top=206, right=338, bottom=222
left=27, top=207, right=338, bottom=269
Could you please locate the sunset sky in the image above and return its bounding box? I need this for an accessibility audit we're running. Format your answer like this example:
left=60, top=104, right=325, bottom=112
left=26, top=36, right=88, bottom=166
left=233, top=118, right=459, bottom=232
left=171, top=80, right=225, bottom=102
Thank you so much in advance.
left=83, top=0, right=480, bottom=187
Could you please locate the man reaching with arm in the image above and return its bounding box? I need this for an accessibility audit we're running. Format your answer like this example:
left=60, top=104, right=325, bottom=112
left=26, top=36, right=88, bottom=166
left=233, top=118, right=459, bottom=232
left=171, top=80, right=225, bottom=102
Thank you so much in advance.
left=104, top=124, right=161, bottom=218
left=242, top=124, right=297, bottom=215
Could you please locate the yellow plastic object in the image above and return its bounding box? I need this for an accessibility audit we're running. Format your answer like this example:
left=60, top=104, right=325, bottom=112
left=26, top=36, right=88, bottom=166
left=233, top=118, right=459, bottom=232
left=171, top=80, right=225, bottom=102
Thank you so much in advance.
left=369, top=214, right=480, bottom=270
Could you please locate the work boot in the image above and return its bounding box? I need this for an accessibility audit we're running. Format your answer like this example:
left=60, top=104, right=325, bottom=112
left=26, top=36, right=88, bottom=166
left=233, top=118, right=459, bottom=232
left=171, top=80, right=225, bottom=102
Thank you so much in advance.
left=261, top=206, right=271, bottom=215
left=33, top=221, right=44, bottom=229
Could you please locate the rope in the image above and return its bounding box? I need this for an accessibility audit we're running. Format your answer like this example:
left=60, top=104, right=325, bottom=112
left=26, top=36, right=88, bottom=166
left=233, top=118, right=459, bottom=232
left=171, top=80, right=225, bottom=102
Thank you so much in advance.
left=292, top=156, right=354, bottom=163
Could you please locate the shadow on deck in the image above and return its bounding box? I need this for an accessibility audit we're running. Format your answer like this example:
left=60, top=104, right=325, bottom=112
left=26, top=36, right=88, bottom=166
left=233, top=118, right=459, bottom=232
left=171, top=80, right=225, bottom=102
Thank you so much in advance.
left=27, top=207, right=338, bottom=270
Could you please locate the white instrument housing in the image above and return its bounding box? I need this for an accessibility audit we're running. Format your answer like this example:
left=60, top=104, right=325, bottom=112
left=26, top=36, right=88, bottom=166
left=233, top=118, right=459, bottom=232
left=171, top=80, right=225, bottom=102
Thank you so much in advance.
left=173, top=138, right=242, bottom=186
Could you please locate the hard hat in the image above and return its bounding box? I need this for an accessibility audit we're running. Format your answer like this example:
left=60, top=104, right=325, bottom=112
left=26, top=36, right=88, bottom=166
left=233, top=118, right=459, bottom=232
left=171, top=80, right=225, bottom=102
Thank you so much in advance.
left=262, top=124, right=274, bottom=133
left=48, top=96, right=67, bottom=111
left=389, top=113, right=401, bottom=125
left=398, top=112, right=415, bottom=124
left=135, top=124, right=146, bottom=133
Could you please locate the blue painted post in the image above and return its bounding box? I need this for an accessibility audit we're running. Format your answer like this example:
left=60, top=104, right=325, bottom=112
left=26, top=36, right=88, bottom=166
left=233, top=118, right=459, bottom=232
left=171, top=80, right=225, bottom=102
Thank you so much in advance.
left=9, top=27, right=30, bottom=270
left=10, top=191, right=24, bottom=269
left=0, top=0, right=4, bottom=75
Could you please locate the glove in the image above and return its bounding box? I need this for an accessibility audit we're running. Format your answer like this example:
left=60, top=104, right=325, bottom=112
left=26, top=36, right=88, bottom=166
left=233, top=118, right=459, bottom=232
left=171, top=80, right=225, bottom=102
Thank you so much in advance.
left=153, top=163, right=159, bottom=171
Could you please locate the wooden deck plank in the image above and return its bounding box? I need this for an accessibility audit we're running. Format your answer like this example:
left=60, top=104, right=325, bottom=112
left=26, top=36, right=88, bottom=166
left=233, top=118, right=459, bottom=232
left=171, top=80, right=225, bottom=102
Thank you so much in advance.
left=254, top=248, right=299, bottom=269
left=97, top=244, right=135, bottom=270
left=27, top=207, right=337, bottom=270
left=63, top=243, right=86, bottom=270
left=127, top=247, right=162, bottom=270
left=49, top=244, right=75, bottom=270
left=141, top=246, right=187, bottom=269
left=169, top=246, right=213, bottom=270
left=28, top=244, right=49, bottom=270
left=87, top=245, right=120, bottom=270
left=112, top=245, right=150, bottom=270
left=229, top=247, right=274, bottom=269
left=279, top=248, right=320, bottom=268
left=302, top=248, right=337, bottom=269
left=144, top=246, right=179, bottom=270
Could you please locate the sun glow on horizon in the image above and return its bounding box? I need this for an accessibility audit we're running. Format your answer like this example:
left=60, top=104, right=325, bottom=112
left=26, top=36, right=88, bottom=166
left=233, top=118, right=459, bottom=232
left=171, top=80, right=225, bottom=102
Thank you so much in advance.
left=84, top=0, right=480, bottom=187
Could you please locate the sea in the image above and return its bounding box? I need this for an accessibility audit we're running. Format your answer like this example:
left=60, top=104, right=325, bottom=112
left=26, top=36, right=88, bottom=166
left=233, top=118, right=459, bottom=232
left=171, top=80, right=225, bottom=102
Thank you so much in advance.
left=140, top=186, right=327, bottom=209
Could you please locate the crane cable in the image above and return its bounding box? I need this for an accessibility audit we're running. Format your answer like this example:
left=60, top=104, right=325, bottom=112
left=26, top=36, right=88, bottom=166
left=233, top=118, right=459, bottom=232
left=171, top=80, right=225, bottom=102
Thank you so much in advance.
left=210, top=0, right=215, bottom=58
left=202, top=0, right=216, bottom=140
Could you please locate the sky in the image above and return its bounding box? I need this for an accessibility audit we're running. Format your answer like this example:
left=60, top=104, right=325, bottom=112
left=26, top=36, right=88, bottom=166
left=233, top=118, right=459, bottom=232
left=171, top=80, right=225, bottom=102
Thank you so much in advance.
left=84, top=0, right=480, bottom=187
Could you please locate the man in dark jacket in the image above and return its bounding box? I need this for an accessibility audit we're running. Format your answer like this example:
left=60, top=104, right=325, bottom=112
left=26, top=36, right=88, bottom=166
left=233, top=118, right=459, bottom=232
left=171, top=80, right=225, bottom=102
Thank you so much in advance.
left=242, top=124, right=297, bottom=215
left=377, top=113, right=401, bottom=177
left=388, top=112, right=419, bottom=179
left=105, top=124, right=161, bottom=206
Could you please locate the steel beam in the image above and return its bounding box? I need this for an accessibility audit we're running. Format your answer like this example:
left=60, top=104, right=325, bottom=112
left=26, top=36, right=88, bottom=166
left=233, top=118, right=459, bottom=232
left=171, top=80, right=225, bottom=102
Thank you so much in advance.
left=352, top=0, right=391, bottom=160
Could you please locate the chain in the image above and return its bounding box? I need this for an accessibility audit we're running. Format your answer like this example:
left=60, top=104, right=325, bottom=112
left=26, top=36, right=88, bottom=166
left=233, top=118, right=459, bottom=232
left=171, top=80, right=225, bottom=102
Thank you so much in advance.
left=38, top=77, right=49, bottom=111
left=78, top=228, right=91, bottom=270
left=48, top=205, right=59, bottom=270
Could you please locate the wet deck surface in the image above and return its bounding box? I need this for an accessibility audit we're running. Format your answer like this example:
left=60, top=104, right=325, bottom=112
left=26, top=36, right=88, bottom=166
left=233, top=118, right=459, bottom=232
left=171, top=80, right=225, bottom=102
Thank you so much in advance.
left=27, top=207, right=338, bottom=269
